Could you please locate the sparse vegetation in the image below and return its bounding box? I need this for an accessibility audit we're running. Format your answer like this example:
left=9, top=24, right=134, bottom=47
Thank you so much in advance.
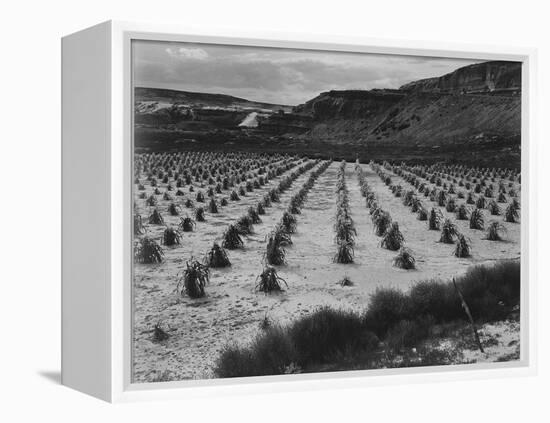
left=486, top=221, right=507, bottom=241
left=204, top=243, right=231, bottom=267
left=148, top=208, right=164, bottom=225
left=134, top=237, right=163, bottom=264
left=222, top=225, right=244, bottom=249
left=176, top=260, right=210, bottom=299
left=215, top=260, right=520, bottom=377
left=255, top=266, right=288, bottom=293
left=439, top=219, right=459, bottom=244
left=162, top=227, right=181, bottom=246
left=381, top=222, right=404, bottom=251
left=179, top=216, right=195, bottom=232
left=470, top=208, right=484, bottom=230
left=393, top=248, right=416, bottom=269
left=455, top=234, right=471, bottom=258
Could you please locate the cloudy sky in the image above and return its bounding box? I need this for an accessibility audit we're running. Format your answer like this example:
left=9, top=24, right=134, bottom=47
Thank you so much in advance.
left=133, top=40, right=481, bottom=106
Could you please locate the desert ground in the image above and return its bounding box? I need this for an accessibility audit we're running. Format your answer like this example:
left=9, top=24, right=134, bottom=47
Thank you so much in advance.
left=133, top=157, right=521, bottom=382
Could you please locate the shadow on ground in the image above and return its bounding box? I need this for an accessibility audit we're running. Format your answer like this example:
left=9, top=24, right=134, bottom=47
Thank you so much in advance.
left=38, top=370, right=61, bottom=384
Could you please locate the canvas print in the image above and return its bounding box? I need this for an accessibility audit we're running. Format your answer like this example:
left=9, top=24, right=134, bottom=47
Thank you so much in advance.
left=131, top=40, right=522, bottom=383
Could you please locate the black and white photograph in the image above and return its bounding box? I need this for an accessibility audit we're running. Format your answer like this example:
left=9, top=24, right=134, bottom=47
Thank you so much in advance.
left=131, top=40, right=522, bottom=383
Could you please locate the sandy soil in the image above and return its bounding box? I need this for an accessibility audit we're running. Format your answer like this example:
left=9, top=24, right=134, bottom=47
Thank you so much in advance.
left=133, top=161, right=521, bottom=382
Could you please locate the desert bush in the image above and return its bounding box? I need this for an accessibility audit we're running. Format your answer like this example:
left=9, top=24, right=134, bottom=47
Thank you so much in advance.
left=208, top=197, right=218, bottom=213
left=428, top=208, right=442, bottom=230
left=466, top=192, right=476, bottom=204
left=195, top=207, right=206, bottom=222
left=222, top=225, right=244, bottom=249
left=256, top=202, right=265, bottom=215
left=381, top=222, right=404, bottom=251
left=220, top=198, right=228, bottom=206
left=334, top=240, right=355, bottom=264
left=178, top=216, right=195, bottom=232
left=230, top=190, right=240, bottom=201
left=487, top=200, right=501, bottom=216
left=134, top=214, right=145, bottom=235
left=146, top=195, right=157, bottom=207
left=168, top=202, right=180, bottom=216
left=393, top=248, right=416, bottom=270
left=281, top=211, right=297, bottom=234
left=185, top=198, right=193, bottom=208
left=163, top=192, right=173, bottom=201
left=134, top=237, right=163, bottom=263
left=196, top=191, right=205, bottom=202
left=162, top=227, right=181, bottom=246
left=504, top=203, right=520, bottom=223
left=269, top=189, right=280, bottom=202
left=255, top=266, right=288, bottom=293
left=409, top=280, right=458, bottom=321
left=410, top=198, right=422, bottom=213
left=365, top=288, right=409, bottom=337
left=339, top=276, right=354, bottom=287
left=454, top=233, right=471, bottom=258
left=445, top=197, right=456, bottom=213
left=152, top=322, right=170, bottom=343
left=247, top=206, right=262, bottom=224
left=236, top=215, right=254, bottom=235
left=288, top=196, right=302, bottom=214
left=476, top=196, right=486, bottom=209
left=176, top=260, right=210, bottom=299
left=148, top=208, right=164, bottom=225
left=439, top=219, right=459, bottom=244
left=264, top=232, right=287, bottom=265
left=469, top=208, right=484, bottom=230
left=457, top=260, right=520, bottom=320
left=385, top=317, right=435, bottom=352
left=289, top=307, right=377, bottom=366
left=486, top=221, right=506, bottom=241
left=456, top=204, right=469, bottom=220
left=403, top=190, right=415, bottom=206
left=417, top=207, right=428, bottom=221
left=239, top=186, right=246, bottom=196
left=214, top=326, right=295, bottom=377
left=273, top=223, right=293, bottom=246
left=373, top=211, right=392, bottom=236
left=204, top=242, right=231, bottom=268
left=175, top=189, right=185, bottom=196
left=437, top=190, right=447, bottom=207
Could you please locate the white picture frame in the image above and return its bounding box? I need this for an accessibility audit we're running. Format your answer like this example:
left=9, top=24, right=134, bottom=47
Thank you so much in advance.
left=61, top=20, right=537, bottom=403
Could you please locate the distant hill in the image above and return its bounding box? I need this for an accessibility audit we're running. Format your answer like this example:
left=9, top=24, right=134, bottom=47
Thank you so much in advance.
left=135, top=87, right=291, bottom=112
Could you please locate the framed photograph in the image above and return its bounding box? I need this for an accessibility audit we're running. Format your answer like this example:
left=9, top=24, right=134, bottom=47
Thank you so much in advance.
left=61, top=21, right=536, bottom=402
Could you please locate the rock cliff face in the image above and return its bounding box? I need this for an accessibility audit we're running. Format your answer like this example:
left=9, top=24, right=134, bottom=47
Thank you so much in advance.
left=258, top=60, right=521, bottom=149
left=293, top=89, right=406, bottom=120
left=399, top=61, right=521, bottom=94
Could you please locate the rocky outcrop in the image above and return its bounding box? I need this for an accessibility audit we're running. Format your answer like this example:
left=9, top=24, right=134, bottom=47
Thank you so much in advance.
left=294, top=89, right=406, bottom=120
left=400, top=61, right=521, bottom=95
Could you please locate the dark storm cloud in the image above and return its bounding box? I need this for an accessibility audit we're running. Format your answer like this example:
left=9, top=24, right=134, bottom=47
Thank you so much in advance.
left=133, top=41, right=481, bottom=105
